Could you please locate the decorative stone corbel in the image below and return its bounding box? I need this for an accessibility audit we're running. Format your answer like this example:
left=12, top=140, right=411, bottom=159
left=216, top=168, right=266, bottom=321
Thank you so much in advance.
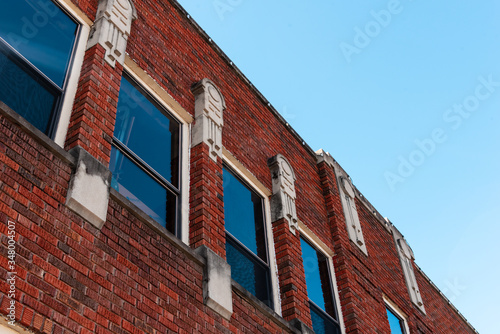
left=66, top=147, right=111, bottom=229
left=191, top=79, right=226, bottom=161
left=87, top=0, right=137, bottom=67
left=267, top=154, right=298, bottom=234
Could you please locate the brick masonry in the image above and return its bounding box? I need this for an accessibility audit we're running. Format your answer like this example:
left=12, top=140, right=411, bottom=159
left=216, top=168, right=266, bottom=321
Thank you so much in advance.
left=272, top=218, right=312, bottom=327
left=189, top=143, right=225, bottom=258
left=0, top=0, right=478, bottom=333
left=65, top=44, right=123, bottom=166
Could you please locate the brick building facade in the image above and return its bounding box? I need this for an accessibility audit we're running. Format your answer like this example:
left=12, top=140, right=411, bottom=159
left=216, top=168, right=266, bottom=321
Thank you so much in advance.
left=0, top=0, right=478, bottom=333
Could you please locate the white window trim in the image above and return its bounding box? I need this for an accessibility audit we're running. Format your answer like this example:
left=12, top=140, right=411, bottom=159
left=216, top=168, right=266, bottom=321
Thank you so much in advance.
left=222, top=153, right=281, bottom=315
left=51, top=0, right=92, bottom=147
left=116, top=59, right=192, bottom=244
left=383, top=296, right=411, bottom=334
left=299, top=226, right=346, bottom=334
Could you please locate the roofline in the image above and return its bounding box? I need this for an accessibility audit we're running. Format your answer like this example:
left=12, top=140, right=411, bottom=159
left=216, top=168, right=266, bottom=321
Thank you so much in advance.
left=414, top=264, right=479, bottom=334
left=168, top=5, right=479, bottom=332
left=169, top=0, right=318, bottom=160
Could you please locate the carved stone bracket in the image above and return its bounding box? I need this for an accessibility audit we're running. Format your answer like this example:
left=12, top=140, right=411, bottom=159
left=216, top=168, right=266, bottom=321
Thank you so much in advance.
left=87, top=0, right=137, bottom=67
left=268, top=154, right=298, bottom=234
left=191, top=79, right=226, bottom=161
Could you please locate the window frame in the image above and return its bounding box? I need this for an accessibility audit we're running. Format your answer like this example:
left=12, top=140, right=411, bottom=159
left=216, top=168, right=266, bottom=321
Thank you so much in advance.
left=0, top=40, right=63, bottom=134
left=222, top=157, right=281, bottom=313
left=52, top=0, right=92, bottom=146
left=299, top=225, right=346, bottom=334
left=0, top=0, right=91, bottom=144
left=111, top=70, right=186, bottom=238
left=384, top=297, right=410, bottom=334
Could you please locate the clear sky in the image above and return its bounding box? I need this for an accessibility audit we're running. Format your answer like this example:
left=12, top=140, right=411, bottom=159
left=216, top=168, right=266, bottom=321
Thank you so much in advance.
left=176, top=1, right=500, bottom=333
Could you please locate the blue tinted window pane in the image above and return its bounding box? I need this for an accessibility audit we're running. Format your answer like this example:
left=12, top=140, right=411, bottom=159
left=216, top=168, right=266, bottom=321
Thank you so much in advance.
left=0, top=0, right=77, bottom=86
left=223, top=167, right=266, bottom=260
left=386, top=308, right=405, bottom=334
left=115, top=77, right=179, bottom=186
left=110, top=147, right=176, bottom=230
left=226, top=239, right=272, bottom=308
left=310, top=304, right=340, bottom=334
left=301, top=238, right=327, bottom=310
left=0, top=48, right=57, bottom=132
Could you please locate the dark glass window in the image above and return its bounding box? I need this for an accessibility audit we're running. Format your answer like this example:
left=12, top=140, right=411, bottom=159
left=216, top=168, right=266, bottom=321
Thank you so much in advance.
left=110, top=75, right=180, bottom=234
left=386, top=307, right=406, bottom=334
left=0, top=0, right=78, bottom=135
left=301, top=237, right=341, bottom=334
left=223, top=166, right=273, bottom=308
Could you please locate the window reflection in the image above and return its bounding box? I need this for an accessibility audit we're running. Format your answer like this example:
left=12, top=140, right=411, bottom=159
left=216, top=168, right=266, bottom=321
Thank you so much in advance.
left=223, top=166, right=272, bottom=308
left=386, top=307, right=406, bottom=334
left=115, top=77, right=179, bottom=186
left=0, top=0, right=78, bottom=135
left=301, top=237, right=340, bottom=334
left=111, top=74, right=180, bottom=234
left=0, top=0, right=77, bottom=86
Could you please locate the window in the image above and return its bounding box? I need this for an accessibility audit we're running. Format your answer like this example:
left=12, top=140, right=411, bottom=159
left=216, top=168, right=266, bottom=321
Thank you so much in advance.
left=300, top=237, right=341, bottom=334
left=0, top=0, right=78, bottom=136
left=386, top=307, right=406, bottom=334
left=223, top=165, right=273, bottom=309
left=110, top=74, right=180, bottom=234
left=384, top=301, right=409, bottom=334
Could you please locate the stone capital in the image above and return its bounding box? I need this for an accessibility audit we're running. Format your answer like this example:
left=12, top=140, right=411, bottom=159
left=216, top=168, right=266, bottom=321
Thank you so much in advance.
left=268, top=154, right=298, bottom=234
left=87, top=0, right=137, bottom=67
left=191, top=79, right=226, bottom=161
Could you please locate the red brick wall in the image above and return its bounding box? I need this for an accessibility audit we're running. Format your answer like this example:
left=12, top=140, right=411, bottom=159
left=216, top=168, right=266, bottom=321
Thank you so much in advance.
left=126, top=1, right=331, bottom=253
left=417, top=268, right=475, bottom=333
left=0, top=0, right=478, bottom=333
left=273, top=218, right=312, bottom=327
left=189, top=143, right=225, bottom=258
left=65, top=44, right=123, bottom=165
left=316, top=157, right=475, bottom=333
left=0, top=110, right=298, bottom=333
left=71, top=0, right=97, bottom=21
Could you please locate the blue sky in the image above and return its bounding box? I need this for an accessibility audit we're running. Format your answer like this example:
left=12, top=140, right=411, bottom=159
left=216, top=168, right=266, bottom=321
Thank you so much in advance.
left=176, top=1, right=500, bottom=332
